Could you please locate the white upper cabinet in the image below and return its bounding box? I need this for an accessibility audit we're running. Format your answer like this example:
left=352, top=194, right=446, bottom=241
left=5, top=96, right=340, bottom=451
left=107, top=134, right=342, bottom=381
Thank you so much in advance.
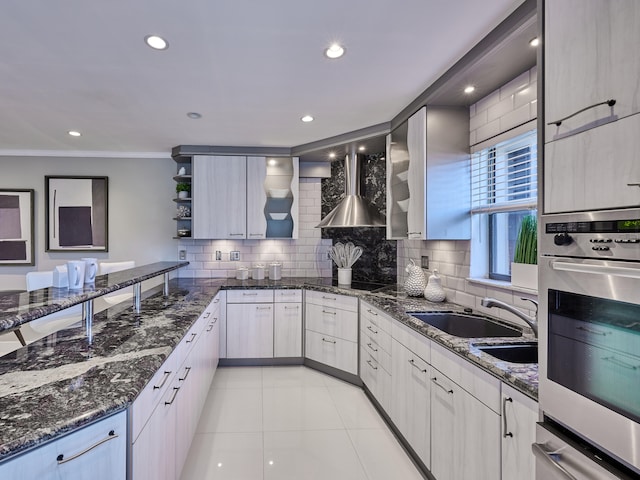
left=191, top=155, right=298, bottom=239
left=545, top=0, right=640, bottom=140
left=192, top=155, right=247, bottom=239
left=387, top=106, right=470, bottom=240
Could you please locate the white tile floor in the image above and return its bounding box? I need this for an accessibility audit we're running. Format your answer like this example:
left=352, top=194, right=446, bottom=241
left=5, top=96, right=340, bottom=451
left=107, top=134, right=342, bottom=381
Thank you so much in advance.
left=180, top=366, right=425, bottom=480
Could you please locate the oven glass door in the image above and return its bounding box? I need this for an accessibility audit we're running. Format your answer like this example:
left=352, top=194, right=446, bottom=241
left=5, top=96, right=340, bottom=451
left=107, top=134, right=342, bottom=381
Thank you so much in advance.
left=548, top=289, right=640, bottom=424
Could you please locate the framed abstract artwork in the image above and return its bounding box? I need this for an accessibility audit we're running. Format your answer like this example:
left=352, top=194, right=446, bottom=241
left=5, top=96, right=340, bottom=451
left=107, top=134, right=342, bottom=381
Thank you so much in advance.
left=0, top=189, right=35, bottom=266
left=45, top=176, right=109, bottom=252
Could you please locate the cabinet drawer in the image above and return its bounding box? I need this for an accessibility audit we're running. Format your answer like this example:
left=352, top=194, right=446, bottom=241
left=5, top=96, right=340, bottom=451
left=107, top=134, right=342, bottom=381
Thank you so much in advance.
left=361, top=316, right=392, bottom=355
left=392, top=320, right=431, bottom=363
left=431, top=341, right=501, bottom=413
left=305, top=303, right=358, bottom=342
left=274, top=289, right=302, bottom=303
left=305, top=330, right=357, bottom=375
left=1, top=411, right=127, bottom=480
left=360, top=348, right=392, bottom=412
left=360, top=329, right=392, bottom=373
left=131, top=353, right=178, bottom=442
left=226, top=289, right=274, bottom=303
left=305, top=290, right=358, bottom=312
left=360, top=301, right=393, bottom=334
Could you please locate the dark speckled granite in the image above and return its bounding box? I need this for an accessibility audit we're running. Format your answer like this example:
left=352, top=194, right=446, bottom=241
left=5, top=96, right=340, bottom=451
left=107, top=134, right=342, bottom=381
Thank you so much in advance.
left=0, top=276, right=537, bottom=463
left=0, top=261, right=188, bottom=334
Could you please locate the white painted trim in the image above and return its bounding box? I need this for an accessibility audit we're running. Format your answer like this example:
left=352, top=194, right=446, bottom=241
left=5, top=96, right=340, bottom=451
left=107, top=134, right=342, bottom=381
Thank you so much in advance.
left=0, top=150, right=171, bottom=159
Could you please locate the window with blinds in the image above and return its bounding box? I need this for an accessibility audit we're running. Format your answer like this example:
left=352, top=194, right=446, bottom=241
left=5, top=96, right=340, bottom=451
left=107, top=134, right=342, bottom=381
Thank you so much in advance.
left=471, top=130, right=538, bottom=280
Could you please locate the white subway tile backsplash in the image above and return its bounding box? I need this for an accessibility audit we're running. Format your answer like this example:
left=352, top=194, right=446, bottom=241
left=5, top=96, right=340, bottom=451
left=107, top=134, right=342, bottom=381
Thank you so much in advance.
left=500, top=103, right=532, bottom=132
left=475, top=89, right=500, bottom=114
left=487, top=95, right=515, bottom=123
left=499, top=71, right=530, bottom=100
left=514, top=81, right=537, bottom=109
left=476, top=119, right=501, bottom=143
left=469, top=108, right=488, bottom=131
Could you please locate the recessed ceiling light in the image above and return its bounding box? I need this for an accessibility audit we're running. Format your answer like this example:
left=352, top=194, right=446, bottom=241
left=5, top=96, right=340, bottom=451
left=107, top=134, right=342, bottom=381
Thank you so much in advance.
left=145, top=35, right=169, bottom=50
left=186, top=112, right=202, bottom=119
left=68, top=131, right=81, bottom=137
left=301, top=115, right=314, bottom=123
left=325, top=43, right=345, bottom=59
left=329, top=152, right=336, bottom=159
left=464, top=85, right=475, bottom=94
left=529, top=37, right=540, bottom=47
left=358, top=146, right=366, bottom=151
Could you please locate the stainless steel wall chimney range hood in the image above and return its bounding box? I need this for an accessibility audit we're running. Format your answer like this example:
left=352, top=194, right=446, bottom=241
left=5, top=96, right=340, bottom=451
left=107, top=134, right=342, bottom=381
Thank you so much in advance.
left=316, top=147, right=386, bottom=228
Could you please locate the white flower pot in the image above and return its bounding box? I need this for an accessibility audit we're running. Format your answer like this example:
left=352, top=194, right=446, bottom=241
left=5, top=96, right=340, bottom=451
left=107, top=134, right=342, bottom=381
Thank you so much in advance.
left=511, top=262, right=538, bottom=291
left=178, top=190, right=189, bottom=199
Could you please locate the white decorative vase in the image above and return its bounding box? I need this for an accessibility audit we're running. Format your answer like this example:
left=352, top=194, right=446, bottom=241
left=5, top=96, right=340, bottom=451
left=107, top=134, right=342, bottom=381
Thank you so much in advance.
left=178, top=190, right=189, bottom=199
left=338, top=268, right=352, bottom=286
left=404, top=259, right=427, bottom=296
left=511, top=262, right=538, bottom=290
left=424, top=269, right=446, bottom=302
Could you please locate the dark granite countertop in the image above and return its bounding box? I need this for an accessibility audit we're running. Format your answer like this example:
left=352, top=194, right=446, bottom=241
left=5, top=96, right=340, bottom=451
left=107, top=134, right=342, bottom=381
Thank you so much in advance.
left=0, top=261, right=189, bottom=334
left=0, top=276, right=537, bottom=463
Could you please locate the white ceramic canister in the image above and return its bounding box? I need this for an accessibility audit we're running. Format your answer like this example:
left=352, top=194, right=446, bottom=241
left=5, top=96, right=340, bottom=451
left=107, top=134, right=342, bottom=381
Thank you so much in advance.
left=337, top=268, right=352, bottom=286
left=269, top=262, right=282, bottom=280
left=235, top=267, right=249, bottom=280
left=252, top=264, right=265, bottom=280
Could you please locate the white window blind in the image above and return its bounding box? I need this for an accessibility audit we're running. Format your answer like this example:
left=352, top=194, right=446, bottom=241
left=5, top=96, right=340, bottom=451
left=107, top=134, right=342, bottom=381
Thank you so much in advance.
left=471, top=129, right=537, bottom=214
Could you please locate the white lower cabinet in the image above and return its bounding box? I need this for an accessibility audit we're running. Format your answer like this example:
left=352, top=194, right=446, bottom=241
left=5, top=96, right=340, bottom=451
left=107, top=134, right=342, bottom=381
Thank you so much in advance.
left=274, top=302, right=302, bottom=357
left=227, top=303, right=274, bottom=358
left=131, top=294, right=221, bottom=480
left=360, top=347, right=392, bottom=412
left=0, top=411, right=126, bottom=480
left=501, top=383, right=537, bottom=480
left=391, top=338, right=431, bottom=469
left=305, top=291, right=358, bottom=375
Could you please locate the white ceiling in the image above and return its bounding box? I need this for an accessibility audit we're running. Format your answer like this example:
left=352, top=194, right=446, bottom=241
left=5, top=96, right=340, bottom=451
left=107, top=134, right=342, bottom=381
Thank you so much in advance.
left=0, top=0, right=525, bottom=156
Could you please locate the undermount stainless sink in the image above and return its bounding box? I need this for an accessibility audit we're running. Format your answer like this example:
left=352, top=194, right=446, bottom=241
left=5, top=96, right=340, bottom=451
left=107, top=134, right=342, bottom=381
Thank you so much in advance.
left=409, top=312, right=522, bottom=338
left=475, top=342, right=538, bottom=364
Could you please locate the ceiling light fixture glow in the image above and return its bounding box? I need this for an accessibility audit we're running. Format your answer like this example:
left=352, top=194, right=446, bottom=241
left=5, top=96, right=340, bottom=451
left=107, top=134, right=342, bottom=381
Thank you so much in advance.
left=329, top=152, right=336, bottom=159
left=358, top=146, right=365, bottom=151
left=186, top=112, right=202, bottom=119
left=145, top=35, right=169, bottom=50
left=464, top=85, right=475, bottom=94
left=68, top=131, right=81, bottom=137
left=301, top=115, right=314, bottom=123
left=325, top=43, right=345, bottom=59
left=529, top=37, right=540, bottom=47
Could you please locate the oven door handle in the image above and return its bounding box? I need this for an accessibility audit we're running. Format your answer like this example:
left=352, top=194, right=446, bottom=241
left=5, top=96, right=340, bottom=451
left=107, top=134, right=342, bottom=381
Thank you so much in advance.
left=532, top=443, right=579, bottom=480
left=550, top=260, right=640, bottom=279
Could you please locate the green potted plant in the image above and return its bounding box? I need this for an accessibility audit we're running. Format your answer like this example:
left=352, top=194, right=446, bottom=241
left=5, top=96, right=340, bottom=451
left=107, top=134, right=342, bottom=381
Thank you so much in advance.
left=511, top=214, right=538, bottom=290
left=176, top=182, right=190, bottom=199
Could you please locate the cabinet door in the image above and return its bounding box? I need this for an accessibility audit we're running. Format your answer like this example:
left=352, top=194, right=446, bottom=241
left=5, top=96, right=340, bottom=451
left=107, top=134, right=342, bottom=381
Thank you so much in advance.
left=132, top=381, right=178, bottom=480
left=0, top=412, right=127, bottom=480
left=544, top=113, right=640, bottom=213
left=545, top=0, right=640, bottom=140
left=406, top=106, right=427, bottom=239
left=274, top=302, right=302, bottom=357
left=192, top=155, right=246, bottom=239
left=174, top=357, right=201, bottom=478
left=391, top=339, right=430, bottom=469
left=226, top=303, right=274, bottom=358
left=246, top=156, right=268, bottom=239
left=360, top=348, right=392, bottom=413
left=502, top=384, right=537, bottom=480
left=305, top=330, right=358, bottom=375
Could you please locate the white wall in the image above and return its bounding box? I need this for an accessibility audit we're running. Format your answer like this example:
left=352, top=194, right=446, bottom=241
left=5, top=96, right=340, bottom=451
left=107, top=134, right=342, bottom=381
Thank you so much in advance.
left=177, top=178, right=333, bottom=278
left=0, top=155, right=177, bottom=290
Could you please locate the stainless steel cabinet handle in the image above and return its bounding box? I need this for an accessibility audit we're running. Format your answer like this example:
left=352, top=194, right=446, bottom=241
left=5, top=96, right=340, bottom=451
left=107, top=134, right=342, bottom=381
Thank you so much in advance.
left=602, top=356, right=639, bottom=370
left=409, top=359, right=427, bottom=373
left=366, top=325, right=378, bottom=334
left=366, top=359, right=378, bottom=370
left=179, top=366, right=192, bottom=381
left=249, top=233, right=264, bottom=237
left=56, top=430, right=119, bottom=464
left=322, top=309, right=337, bottom=315
left=502, top=397, right=513, bottom=438
left=627, top=183, right=640, bottom=187
left=547, top=99, right=616, bottom=127
left=243, top=292, right=258, bottom=296
left=366, top=342, right=378, bottom=352
left=153, top=371, right=172, bottom=390
left=322, top=295, right=337, bottom=300
left=256, top=306, right=271, bottom=310
left=185, top=333, right=197, bottom=343
left=366, top=309, right=378, bottom=316
left=165, top=386, right=180, bottom=405
left=531, top=443, right=578, bottom=480
left=284, top=305, right=300, bottom=310
left=322, top=337, right=336, bottom=344
left=203, top=311, right=211, bottom=318
left=229, top=233, right=244, bottom=236
left=206, top=323, right=214, bottom=332
left=431, top=377, right=453, bottom=394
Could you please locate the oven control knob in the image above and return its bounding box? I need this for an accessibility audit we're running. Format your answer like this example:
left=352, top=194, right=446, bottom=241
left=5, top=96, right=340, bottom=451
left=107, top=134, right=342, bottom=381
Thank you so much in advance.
left=554, top=233, right=572, bottom=246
